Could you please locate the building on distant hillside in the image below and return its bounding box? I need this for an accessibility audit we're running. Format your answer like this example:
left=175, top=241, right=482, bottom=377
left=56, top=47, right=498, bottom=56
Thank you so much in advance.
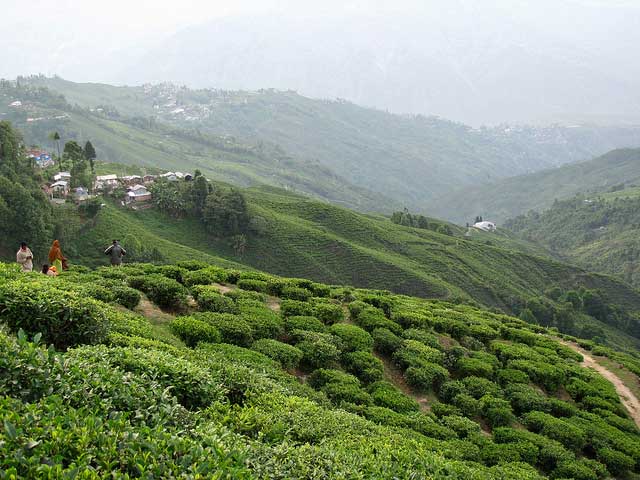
left=160, top=172, right=178, bottom=182
left=125, top=184, right=152, bottom=204
left=8, top=100, right=22, bottom=107
left=50, top=180, right=69, bottom=198
left=143, top=174, right=157, bottom=184
left=94, top=174, right=119, bottom=191
left=73, top=187, right=89, bottom=202
left=27, top=149, right=54, bottom=168
left=473, top=221, right=497, bottom=232
left=53, top=171, right=71, bottom=182
left=120, top=175, right=142, bottom=186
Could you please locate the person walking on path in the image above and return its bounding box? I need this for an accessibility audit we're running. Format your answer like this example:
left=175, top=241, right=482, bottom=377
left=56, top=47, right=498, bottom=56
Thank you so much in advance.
left=48, top=240, right=66, bottom=273
left=104, top=239, right=126, bottom=266
left=16, top=242, right=33, bottom=272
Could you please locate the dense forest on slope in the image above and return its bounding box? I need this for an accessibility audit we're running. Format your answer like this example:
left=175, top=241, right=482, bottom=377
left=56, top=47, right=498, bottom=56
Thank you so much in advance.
left=1, top=261, right=639, bottom=478
left=432, top=148, right=640, bottom=224
left=506, top=191, right=640, bottom=289
left=11, top=76, right=640, bottom=211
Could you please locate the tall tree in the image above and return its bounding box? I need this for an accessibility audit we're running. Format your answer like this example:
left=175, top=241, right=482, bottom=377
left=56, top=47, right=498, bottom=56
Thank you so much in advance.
left=63, top=141, right=90, bottom=188
left=49, top=132, right=61, bottom=168
left=84, top=140, right=96, bottom=174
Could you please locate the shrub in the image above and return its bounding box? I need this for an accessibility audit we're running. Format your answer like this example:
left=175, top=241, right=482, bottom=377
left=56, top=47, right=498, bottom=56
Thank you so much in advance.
left=193, top=286, right=239, bottom=313
left=128, top=274, right=187, bottom=309
left=285, top=316, right=325, bottom=333
left=314, top=302, right=344, bottom=325
left=182, top=267, right=227, bottom=287
left=281, top=286, right=312, bottom=301
left=192, top=312, right=253, bottom=347
left=393, top=340, right=444, bottom=369
left=431, top=401, right=461, bottom=418
left=223, top=288, right=266, bottom=303
left=405, top=363, right=449, bottom=391
left=480, top=442, right=525, bottom=466
left=462, top=377, right=503, bottom=399
left=0, top=281, right=109, bottom=349
left=280, top=299, right=315, bottom=317
left=237, top=279, right=269, bottom=293
left=456, top=357, right=494, bottom=378
left=107, top=310, right=153, bottom=339
left=354, top=308, right=402, bottom=334
left=294, top=331, right=341, bottom=369
left=452, top=394, right=480, bottom=417
left=308, top=369, right=371, bottom=406
left=175, top=260, right=210, bottom=271
left=480, top=396, right=515, bottom=428
left=368, top=381, right=420, bottom=413
left=497, top=368, right=529, bottom=386
left=439, top=380, right=467, bottom=403
left=522, top=411, right=586, bottom=451
left=440, top=415, right=480, bottom=438
left=170, top=316, right=222, bottom=347
left=551, top=460, right=598, bottom=480
left=402, top=329, right=440, bottom=348
left=329, top=324, right=373, bottom=352
left=156, top=265, right=188, bottom=283
left=372, top=328, right=403, bottom=355
left=239, top=303, right=284, bottom=340
left=251, top=339, right=303, bottom=369
left=597, top=447, right=635, bottom=476
left=111, top=286, right=142, bottom=309
left=342, top=351, right=384, bottom=383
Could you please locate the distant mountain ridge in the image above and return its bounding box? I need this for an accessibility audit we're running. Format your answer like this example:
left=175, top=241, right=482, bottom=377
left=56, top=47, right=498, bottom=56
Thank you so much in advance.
left=12, top=76, right=640, bottom=212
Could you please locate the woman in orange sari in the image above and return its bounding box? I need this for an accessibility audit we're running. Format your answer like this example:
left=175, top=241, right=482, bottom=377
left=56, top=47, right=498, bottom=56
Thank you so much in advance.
left=48, top=240, right=65, bottom=272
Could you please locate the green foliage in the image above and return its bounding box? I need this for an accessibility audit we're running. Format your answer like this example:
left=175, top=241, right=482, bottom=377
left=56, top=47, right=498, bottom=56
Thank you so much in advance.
left=182, top=266, right=228, bottom=286
left=0, top=280, right=109, bottom=349
left=293, top=330, right=341, bottom=369
left=280, top=285, right=312, bottom=301
left=367, top=381, right=420, bottom=413
left=191, top=312, right=254, bottom=347
left=405, top=363, right=449, bottom=391
left=251, top=339, right=303, bottom=369
left=193, top=285, right=239, bottom=313
left=237, top=278, right=269, bottom=293
left=128, top=274, right=188, bottom=309
left=170, top=316, right=222, bottom=347
left=285, top=315, right=325, bottom=333
left=308, top=369, right=372, bottom=406
left=522, top=411, right=587, bottom=451
left=342, top=350, right=384, bottom=383
left=372, top=327, right=403, bottom=355
left=203, top=187, right=250, bottom=237
left=329, top=323, right=373, bottom=352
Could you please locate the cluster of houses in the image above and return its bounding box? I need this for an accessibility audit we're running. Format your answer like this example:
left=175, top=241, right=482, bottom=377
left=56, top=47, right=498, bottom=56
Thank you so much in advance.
left=26, top=149, right=55, bottom=168
left=44, top=170, right=193, bottom=207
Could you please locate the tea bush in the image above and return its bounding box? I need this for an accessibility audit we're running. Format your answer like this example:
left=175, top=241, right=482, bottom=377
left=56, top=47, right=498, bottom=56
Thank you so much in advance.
left=285, top=315, right=325, bottom=333
left=170, top=316, right=222, bottom=347
left=281, top=286, right=313, bottom=301
left=294, top=331, right=341, bottom=369
left=182, top=267, right=228, bottom=286
left=342, top=350, right=384, bottom=383
left=372, top=327, right=403, bottom=354
left=329, top=323, right=373, bottom=352
left=237, top=279, right=269, bottom=293
left=0, top=281, right=109, bottom=349
left=239, top=302, right=284, bottom=339
left=128, top=274, right=188, bottom=309
left=314, top=302, right=344, bottom=324
left=367, top=381, right=420, bottom=413
left=192, top=285, right=239, bottom=313
left=251, top=339, right=303, bottom=369
left=224, top=288, right=266, bottom=303
left=191, top=312, right=254, bottom=346
left=405, top=363, right=449, bottom=391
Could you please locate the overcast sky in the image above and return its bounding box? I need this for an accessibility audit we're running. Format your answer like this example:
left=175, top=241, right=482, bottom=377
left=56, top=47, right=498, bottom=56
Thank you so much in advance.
left=2, top=0, right=639, bottom=124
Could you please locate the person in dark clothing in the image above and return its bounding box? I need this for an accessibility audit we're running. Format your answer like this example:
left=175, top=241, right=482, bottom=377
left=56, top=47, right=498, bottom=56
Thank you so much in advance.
left=104, top=239, right=127, bottom=266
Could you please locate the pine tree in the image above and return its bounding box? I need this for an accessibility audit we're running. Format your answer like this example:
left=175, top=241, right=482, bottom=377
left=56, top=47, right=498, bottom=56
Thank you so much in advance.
left=50, top=131, right=61, bottom=168
left=84, top=140, right=96, bottom=174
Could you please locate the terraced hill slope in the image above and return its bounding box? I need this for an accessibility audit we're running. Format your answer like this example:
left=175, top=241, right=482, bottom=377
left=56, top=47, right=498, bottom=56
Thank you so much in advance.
left=1, top=261, right=639, bottom=478
left=53, top=187, right=640, bottom=351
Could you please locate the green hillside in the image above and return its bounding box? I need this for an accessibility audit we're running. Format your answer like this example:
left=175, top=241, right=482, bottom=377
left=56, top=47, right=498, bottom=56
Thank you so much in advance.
left=0, top=79, right=395, bottom=212
left=506, top=192, right=640, bottom=289
left=1, top=261, right=639, bottom=478
left=48, top=184, right=640, bottom=351
left=16, top=76, right=640, bottom=210
left=431, top=148, right=640, bottom=224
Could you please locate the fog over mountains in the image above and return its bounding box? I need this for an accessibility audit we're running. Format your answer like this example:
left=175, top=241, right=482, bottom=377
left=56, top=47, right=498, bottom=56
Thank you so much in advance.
left=3, top=0, right=640, bottom=125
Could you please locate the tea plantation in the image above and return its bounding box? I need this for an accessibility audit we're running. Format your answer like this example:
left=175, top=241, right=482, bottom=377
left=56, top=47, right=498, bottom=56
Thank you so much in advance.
left=1, top=261, right=640, bottom=478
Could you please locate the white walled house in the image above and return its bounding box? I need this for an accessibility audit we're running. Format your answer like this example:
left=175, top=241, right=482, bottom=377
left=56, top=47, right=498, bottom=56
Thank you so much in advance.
left=473, top=221, right=497, bottom=232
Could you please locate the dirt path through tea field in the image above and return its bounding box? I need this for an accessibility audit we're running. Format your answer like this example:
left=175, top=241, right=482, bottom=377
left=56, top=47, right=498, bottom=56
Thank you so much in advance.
left=561, top=341, right=640, bottom=428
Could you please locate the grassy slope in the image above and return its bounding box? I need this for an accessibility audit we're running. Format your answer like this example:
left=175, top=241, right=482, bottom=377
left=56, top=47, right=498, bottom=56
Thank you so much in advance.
left=431, top=148, right=640, bottom=224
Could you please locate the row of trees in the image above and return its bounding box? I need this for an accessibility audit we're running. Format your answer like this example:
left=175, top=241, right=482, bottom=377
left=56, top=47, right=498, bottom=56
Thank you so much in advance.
left=390, top=209, right=453, bottom=235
